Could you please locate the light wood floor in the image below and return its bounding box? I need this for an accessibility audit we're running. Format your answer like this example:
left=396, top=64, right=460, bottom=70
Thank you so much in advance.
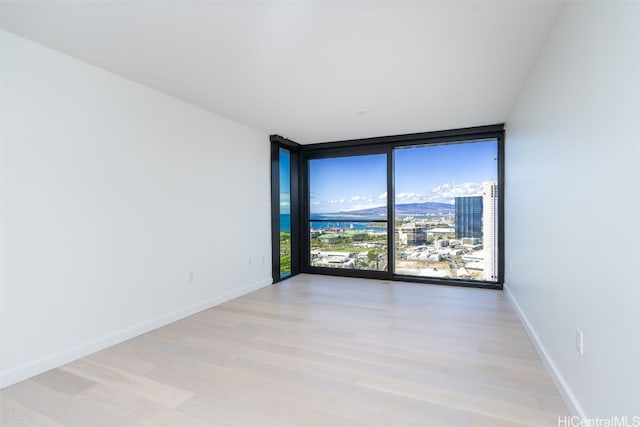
left=1, top=274, right=568, bottom=427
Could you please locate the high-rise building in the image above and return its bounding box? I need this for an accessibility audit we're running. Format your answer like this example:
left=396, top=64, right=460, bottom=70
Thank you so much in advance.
left=482, top=181, right=498, bottom=281
left=396, top=223, right=426, bottom=246
left=455, top=196, right=482, bottom=239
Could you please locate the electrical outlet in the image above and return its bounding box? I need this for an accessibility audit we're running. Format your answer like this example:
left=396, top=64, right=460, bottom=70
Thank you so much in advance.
left=188, top=271, right=194, bottom=283
left=248, top=258, right=252, bottom=266
left=576, top=329, right=584, bottom=355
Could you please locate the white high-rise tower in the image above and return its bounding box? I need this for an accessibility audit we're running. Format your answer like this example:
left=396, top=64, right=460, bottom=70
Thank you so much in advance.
left=482, top=181, right=498, bottom=281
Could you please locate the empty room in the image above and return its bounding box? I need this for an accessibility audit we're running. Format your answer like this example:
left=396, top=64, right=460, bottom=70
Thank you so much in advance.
left=1, top=1, right=638, bottom=426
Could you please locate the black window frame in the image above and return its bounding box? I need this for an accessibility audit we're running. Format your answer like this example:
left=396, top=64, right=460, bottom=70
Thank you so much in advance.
left=303, top=146, right=392, bottom=280
left=270, top=135, right=302, bottom=283
left=271, top=124, right=505, bottom=290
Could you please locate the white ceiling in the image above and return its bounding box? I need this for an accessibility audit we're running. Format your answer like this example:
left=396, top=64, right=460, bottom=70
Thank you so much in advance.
left=1, top=1, right=563, bottom=144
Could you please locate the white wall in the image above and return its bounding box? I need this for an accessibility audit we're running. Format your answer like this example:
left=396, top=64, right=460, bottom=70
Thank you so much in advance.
left=505, top=2, right=640, bottom=418
left=0, top=30, right=272, bottom=387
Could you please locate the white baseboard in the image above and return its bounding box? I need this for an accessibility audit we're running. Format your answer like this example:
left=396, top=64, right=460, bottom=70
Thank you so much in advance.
left=0, top=278, right=272, bottom=389
left=503, top=284, right=587, bottom=418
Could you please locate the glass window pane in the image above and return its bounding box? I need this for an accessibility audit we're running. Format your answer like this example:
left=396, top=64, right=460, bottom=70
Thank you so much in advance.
left=394, top=140, right=499, bottom=282
left=279, top=149, right=291, bottom=277
left=309, top=154, right=387, bottom=220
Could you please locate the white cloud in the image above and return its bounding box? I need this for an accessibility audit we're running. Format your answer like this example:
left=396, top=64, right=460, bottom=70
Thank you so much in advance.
left=346, top=203, right=385, bottom=211
left=427, top=182, right=482, bottom=202
left=378, top=192, right=387, bottom=199
left=396, top=192, right=422, bottom=201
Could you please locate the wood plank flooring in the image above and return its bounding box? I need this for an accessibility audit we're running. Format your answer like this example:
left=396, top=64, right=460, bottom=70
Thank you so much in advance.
left=0, top=274, right=568, bottom=426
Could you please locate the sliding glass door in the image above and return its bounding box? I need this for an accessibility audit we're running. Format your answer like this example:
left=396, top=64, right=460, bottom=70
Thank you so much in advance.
left=308, top=153, right=389, bottom=272
left=393, top=140, right=499, bottom=282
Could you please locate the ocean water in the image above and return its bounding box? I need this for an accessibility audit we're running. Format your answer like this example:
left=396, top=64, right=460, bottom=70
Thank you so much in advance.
left=280, top=214, right=387, bottom=232
left=310, top=222, right=385, bottom=232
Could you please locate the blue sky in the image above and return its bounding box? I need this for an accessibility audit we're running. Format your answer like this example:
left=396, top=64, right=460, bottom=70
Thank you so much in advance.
left=279, top=149, right=291, bottom=214
left=309, top=139, right=498, bottom=213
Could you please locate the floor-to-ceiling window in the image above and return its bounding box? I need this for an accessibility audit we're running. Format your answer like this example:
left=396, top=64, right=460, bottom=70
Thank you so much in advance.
left=271, top=124, right=504, bottom=288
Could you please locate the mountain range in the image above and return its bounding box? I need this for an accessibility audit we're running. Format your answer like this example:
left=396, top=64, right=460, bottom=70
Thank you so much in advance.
left=332, top=202, right=455, bottom=216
